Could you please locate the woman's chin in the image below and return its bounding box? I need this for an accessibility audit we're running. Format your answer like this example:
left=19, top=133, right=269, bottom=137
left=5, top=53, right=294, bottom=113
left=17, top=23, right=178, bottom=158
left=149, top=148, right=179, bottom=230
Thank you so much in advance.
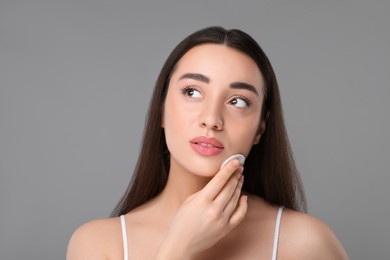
left=190, top=166, right=221, bottom=178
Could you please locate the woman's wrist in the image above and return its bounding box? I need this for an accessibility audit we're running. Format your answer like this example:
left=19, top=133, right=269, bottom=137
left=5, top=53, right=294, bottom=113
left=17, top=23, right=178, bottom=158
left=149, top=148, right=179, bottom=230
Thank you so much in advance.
left=155, top=237, right=194, bottom=260
left=155, top=248, right=193, bottom=260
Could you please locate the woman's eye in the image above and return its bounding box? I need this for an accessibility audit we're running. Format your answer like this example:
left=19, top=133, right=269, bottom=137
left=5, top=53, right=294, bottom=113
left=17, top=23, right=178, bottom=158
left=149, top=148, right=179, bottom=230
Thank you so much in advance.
left=182, top=87, right=202, bottom=98
left=230, top=97, right=250, bottom=108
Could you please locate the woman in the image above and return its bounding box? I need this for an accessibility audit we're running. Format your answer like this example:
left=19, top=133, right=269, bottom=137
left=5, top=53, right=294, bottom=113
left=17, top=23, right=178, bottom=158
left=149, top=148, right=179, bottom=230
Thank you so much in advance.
left=67, top=27, right=348, bottom=259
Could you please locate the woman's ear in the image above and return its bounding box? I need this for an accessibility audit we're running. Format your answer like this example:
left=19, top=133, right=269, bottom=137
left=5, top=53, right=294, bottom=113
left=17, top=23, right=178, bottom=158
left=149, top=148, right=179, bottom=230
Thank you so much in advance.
left=253, top=135, right=261, bottom=145
left=253, top=121, right=265, bottom=144
left=253, top=111, right=270, bottom=144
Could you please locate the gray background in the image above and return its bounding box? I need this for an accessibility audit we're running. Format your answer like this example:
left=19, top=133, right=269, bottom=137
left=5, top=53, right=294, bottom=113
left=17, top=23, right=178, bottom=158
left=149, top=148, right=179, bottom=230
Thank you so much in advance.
left=1, top=1, right=389, bottom=259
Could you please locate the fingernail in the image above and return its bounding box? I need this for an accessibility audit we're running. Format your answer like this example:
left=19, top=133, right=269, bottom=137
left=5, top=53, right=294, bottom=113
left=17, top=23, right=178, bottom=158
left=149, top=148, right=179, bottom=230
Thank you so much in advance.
left=233, top=159, right=240, bottom=167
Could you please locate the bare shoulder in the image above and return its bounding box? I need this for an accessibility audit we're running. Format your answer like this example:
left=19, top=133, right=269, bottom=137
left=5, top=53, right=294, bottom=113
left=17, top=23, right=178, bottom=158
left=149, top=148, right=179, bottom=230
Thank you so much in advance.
left=66, top=217, right=122, bottom=260
left=279, top=209, right=349, bottom=260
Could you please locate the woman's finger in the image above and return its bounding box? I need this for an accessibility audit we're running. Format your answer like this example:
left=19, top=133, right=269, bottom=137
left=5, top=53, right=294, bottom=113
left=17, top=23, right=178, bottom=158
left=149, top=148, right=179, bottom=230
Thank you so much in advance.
left=201, top=159, right=241, bottom=201
left=213, top=170, right=243, bottom=211
left=222, top=175, right=244, bottom=216
left=228, top=195, right=248, bottom=226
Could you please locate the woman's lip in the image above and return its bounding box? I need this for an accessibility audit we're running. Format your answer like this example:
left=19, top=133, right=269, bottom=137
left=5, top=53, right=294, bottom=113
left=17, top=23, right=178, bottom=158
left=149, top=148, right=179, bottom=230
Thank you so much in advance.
left=189, top=136, right=224, bottom=149
left=189, top=136, right=224, bottom=156
left=190, top=143, right=224, bottom=156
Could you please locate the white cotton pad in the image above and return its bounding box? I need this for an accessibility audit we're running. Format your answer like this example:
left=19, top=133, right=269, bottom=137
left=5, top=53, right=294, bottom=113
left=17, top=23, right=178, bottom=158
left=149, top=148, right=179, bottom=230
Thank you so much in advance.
left=220, top=154, right=245, bottom=169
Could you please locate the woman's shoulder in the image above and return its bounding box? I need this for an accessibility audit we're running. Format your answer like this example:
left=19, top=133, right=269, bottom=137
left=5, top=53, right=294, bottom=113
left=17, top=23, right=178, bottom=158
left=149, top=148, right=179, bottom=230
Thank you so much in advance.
left=66, top=217, right=123, bottom=260
left=247, top=195, right=348, bottom=259
left=280, top=208, right=349, bottom=259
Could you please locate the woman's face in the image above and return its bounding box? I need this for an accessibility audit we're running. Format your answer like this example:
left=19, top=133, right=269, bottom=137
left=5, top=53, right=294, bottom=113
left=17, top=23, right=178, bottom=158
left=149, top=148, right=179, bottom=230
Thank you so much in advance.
left=163, top=44, right=266, bottom=177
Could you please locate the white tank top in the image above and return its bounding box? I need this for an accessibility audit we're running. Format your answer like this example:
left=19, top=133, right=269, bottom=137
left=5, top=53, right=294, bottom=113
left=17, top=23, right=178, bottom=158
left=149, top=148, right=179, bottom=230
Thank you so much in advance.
left=120, top=206, right=284, bottom=260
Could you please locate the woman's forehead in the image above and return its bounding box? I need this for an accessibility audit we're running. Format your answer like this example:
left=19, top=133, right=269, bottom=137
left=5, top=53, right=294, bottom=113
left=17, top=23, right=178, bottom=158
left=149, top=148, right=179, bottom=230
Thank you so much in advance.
left=171, top=44, right=264, bottom=90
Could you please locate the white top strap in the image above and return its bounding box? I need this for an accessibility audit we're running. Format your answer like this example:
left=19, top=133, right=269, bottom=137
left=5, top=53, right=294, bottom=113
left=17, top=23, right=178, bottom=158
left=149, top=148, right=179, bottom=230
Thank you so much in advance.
left=271, top=207, right=284, bottom=260
left=120, top=208, right=283, bottom=260
left=120, top=215, right=128, bottom=260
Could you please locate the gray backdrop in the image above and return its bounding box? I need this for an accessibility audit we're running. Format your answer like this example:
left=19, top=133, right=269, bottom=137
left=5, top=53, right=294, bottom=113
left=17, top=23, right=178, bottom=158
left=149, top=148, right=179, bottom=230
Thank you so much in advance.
left=1, top=1, right=389, bottom=259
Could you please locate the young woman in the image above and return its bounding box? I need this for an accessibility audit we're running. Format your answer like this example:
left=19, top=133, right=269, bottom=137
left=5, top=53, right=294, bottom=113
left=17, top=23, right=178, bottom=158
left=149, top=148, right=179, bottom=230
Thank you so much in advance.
left=67, top=27, right=348, bottom=259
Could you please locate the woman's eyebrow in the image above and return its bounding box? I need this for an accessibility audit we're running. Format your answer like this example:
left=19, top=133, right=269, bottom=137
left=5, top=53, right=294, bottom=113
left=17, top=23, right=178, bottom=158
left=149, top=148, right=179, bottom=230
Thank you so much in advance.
left=230, top=82, right=259, bottom=96
left=178, top=73, right=210, bottom=83
left=178, top=73, right=259, bottom=96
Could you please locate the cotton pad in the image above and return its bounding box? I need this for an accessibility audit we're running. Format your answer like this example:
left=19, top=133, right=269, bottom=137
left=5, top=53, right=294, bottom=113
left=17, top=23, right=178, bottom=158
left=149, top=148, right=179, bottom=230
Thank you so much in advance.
left=220, top=154, right=245, bottom=169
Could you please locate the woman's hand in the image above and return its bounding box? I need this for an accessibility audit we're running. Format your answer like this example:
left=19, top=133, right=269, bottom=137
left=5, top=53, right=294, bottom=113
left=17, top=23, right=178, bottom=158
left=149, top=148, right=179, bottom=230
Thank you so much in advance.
left=155, top=159, right=247, bottom=260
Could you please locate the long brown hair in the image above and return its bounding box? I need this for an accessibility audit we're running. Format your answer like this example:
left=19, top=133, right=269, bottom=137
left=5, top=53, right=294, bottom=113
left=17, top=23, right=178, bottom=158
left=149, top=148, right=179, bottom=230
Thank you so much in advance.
left=111, top=27, right=306, bottom=217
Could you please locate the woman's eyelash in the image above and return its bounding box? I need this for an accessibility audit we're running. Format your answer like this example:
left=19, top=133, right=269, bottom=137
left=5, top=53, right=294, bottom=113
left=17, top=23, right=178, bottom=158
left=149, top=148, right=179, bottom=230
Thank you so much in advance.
left=181, top=87, right=251, bottom=107
left=181, top=86, right=197, bottom=96
left=233, top=95, right=252, bottom=107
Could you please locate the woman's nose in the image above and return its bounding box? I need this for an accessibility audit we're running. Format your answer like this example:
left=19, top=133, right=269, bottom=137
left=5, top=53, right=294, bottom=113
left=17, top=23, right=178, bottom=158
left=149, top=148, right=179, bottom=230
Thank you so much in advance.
left=198, top=102, right=224, bottom=131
